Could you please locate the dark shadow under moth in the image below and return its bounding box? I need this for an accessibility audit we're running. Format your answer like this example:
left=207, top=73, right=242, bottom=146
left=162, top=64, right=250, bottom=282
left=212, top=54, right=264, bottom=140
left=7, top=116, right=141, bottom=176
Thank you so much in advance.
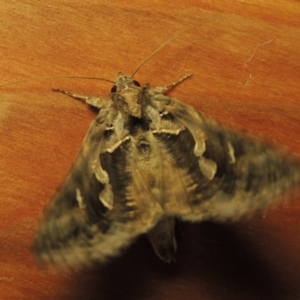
left=33, top=72, right=300, bottom=268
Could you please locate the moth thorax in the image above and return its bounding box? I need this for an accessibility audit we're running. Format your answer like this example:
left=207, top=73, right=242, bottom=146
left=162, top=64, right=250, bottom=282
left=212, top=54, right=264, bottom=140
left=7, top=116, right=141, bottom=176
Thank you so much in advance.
left=120, top=87, right=141, bottom=118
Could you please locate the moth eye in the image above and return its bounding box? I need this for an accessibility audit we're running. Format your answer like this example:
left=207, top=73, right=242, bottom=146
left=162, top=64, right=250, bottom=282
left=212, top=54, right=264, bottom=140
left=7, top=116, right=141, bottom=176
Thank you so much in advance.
left=133, top=80, right=141, bottom=87
left=111, top=85, right=117, bottom=93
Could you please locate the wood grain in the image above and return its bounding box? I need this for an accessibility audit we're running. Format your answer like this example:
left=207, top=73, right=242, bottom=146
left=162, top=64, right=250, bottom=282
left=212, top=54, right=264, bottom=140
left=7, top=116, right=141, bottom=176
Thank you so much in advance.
left=1, top=1, right=300, bottom=299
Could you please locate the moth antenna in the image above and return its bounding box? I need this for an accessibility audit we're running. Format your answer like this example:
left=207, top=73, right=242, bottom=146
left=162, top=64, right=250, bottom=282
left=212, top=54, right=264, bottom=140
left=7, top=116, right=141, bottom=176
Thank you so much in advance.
left=131, top=17, right=219, bottom=78
left=0, top=75, right=114, bottom=88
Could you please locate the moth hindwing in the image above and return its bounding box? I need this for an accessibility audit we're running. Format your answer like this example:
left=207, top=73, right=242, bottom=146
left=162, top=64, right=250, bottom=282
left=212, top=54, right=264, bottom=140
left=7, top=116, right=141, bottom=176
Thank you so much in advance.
left=34, top=72, right=300, bottom=267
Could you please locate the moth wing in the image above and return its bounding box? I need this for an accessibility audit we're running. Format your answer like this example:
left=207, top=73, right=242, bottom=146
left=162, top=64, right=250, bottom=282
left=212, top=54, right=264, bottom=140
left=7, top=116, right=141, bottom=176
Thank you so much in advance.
left=157, top=96, right=300, bottom=222
left=33, top=109, right=160, bottom=268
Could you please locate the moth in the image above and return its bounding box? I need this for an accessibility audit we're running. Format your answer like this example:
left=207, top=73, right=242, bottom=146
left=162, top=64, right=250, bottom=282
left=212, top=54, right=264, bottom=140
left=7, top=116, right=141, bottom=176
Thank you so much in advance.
left=33, top=46, right=300, bottom=269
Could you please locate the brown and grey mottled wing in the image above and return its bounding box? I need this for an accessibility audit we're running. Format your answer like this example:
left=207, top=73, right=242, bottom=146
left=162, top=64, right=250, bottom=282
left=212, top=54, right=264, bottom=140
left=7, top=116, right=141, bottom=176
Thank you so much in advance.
left=154, top=94, right=300, bottom=222
left=193, top=114, right=300, bottom=221
left=33, top=107, right=162, bottom=267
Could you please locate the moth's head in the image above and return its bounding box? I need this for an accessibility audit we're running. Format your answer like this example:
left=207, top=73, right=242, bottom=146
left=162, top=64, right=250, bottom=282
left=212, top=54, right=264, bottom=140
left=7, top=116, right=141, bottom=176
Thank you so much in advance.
left=111, top=72, right=143, bottom=118
left=111, top=72, right=141, bottom=93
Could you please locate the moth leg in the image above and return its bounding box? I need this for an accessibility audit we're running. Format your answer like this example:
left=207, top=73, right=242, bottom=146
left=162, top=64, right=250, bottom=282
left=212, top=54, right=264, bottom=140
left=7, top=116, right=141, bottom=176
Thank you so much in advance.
left=147, top=217, right=177, bottom=263
left=52, top=88, right=105, bottom=109
left=153, top=73, right=192, bottom=94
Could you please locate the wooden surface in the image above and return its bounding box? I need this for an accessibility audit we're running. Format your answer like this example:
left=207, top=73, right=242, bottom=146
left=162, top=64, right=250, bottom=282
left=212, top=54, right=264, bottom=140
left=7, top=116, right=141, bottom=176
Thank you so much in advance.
left=1, top=1, right=300, bottom=299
